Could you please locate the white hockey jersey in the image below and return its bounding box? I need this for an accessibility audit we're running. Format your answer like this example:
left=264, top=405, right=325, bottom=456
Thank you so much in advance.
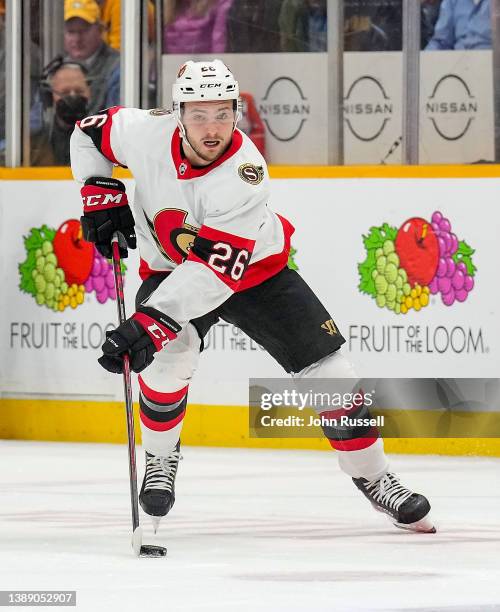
left=70, top=106, right=294, bottom=329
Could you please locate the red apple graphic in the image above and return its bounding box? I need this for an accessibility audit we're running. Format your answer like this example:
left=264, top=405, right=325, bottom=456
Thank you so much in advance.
left=53, top=219, right=93, bottom=285
left=395, top=217, right=439, bottom=286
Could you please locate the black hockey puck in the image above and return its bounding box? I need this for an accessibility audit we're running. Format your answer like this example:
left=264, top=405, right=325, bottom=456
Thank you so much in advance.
left=140, top=544, right=167, bottom=558
left=132, top=526, right=166, bottom=558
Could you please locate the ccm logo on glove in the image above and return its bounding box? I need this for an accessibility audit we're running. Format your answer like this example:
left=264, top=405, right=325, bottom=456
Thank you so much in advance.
left=83, top=191, right=124, bottom=209
left=80, top=176, right=136, bottom=259
left=81, top=178, right=128, bottom=211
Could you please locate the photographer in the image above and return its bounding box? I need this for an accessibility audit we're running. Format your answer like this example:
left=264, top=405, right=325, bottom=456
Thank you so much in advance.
left=32, top=60, right=90, bottom=166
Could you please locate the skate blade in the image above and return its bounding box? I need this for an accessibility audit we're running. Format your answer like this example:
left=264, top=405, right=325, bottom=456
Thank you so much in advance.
left=151, top=516, right=161, bottom=534
left=393, top=515, right=436, bottom=534
left=370, top=503, right=436, bottom=534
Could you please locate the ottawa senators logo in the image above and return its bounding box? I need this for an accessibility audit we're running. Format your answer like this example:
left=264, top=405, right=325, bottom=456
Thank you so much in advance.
left=144, top=208, right=199, bottom=264
left=238, top=163, right=264, bottom=185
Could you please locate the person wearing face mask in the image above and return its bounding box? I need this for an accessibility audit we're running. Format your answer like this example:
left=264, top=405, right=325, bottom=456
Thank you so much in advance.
left=31, top=61, right=91, bottom=166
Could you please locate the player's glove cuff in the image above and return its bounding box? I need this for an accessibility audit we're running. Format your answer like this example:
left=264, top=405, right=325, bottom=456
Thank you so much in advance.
left=81, top=177, right=128, bottom=212
left=133, top=306, right=181, bottom=351
left=98, top=307, right=181, bottom=374
left=80, top=176, right=136, bottom=259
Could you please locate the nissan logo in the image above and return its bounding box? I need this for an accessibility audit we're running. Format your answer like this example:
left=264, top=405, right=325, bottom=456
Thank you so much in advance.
left=344, top=76, right=393, bottom=142
left=426, top=74, right=477, bottom=141
left=258, top=77, right=310, bottom=142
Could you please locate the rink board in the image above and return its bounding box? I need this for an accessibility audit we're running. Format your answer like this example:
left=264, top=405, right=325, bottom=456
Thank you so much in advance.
left=1, top=166, right=499, bottom=455
left=1, top=398, right=500, bottom=457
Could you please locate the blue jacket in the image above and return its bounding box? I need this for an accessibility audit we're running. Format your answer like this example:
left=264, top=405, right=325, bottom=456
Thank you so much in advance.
left=425, top=0, right=491, bottom=50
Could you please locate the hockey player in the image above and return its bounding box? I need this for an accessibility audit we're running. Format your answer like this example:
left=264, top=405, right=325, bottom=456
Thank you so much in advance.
left=70, top=59, right=435, bottom=534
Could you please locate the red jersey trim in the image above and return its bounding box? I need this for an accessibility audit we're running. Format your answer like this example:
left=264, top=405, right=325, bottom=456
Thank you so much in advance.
left=138, top=215, right=295, bottom=293
left=139, top=258, right=166, bottom=281
left=236, top=214, right=295, bottom=291
left=171, top=127, right=243, bottom=179
left=101, top=106, right=123, bottom=165
left=197, top=224, right=256, bottom=251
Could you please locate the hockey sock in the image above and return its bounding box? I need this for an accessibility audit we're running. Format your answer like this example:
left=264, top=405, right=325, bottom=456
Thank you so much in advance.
left=335, top=437, right=389, bottom=481
left=138, top=375, right=187, bottom=457
left=294, top=351, right=389, bottom=480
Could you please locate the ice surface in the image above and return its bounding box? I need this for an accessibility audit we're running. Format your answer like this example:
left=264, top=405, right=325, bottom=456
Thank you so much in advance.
left=0, top=441, right=499, bottom=612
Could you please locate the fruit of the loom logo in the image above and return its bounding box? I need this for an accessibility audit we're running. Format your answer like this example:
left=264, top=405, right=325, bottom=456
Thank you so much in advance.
left=358, top=211, right=476, bottom=314
left=288, top=246, right=299, bottom=271
left=18, top=220, right=123, bottom=312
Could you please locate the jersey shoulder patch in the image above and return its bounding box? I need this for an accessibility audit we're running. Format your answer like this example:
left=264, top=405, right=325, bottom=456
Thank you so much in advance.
left=238, top=163, right=264, bottom=185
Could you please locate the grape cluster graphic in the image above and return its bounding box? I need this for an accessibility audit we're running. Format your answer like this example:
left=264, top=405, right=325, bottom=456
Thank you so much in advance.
left=358, top=211, right=476, bottom=314
left=18, top=220, right=125, bottom=312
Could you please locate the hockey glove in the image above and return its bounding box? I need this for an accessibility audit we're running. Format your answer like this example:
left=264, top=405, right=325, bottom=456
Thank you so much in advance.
left=80, top=176, right=136, bottom=258
left=98, top=307, right=181, bottom=374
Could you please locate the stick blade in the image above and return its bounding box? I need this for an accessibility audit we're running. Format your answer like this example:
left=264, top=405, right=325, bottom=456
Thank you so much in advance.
left=132, top=526, right=143, bottom=556
left=132, top=526, right=167, bottom=557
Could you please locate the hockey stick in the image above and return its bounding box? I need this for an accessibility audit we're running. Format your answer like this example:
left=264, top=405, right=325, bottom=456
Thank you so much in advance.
left=111, top=233, right=167, bottom=558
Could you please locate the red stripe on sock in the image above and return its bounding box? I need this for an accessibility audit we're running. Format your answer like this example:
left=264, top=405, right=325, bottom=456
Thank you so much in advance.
left=327, top=427, right=379, bottom=451
left=138, top=375, right=188, bottom=404
left=140, top=408, right=186, bottom=432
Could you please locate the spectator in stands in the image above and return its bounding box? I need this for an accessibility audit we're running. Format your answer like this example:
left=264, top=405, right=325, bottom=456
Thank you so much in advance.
left=279, top=0, right=327, bottom=52
left=344, top=9, right=388, bottom=51
left=163, top=0, right=233, bottom=54
left=226, top=0, right=283, bottom=53
left=98, top=0, right=156, bottom=50
left=239, top=92, right=266, bottom=158
left=98, top=0, right=121, bottom=50
left=425, top=0, right=491, bottom=50
left=63, top=0, right=120, bottom=114
left=306, top=0, right=327, bottom=51
left=421, top=0, right=443, bottom=48
left=343, top=0, right=442, bottom=51
left=31, top=61, right=91, bottom=166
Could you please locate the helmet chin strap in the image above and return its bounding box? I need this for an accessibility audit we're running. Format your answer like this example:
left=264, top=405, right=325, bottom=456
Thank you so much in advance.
left=175, top=116, right=202, bottom=159
left=176, top=119, right=213, bottom=163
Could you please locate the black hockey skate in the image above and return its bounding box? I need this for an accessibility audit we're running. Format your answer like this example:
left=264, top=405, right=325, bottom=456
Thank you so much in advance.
left=139, top=441, right=181, bottom=533
left=353, top=472, right=436, bottom=533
